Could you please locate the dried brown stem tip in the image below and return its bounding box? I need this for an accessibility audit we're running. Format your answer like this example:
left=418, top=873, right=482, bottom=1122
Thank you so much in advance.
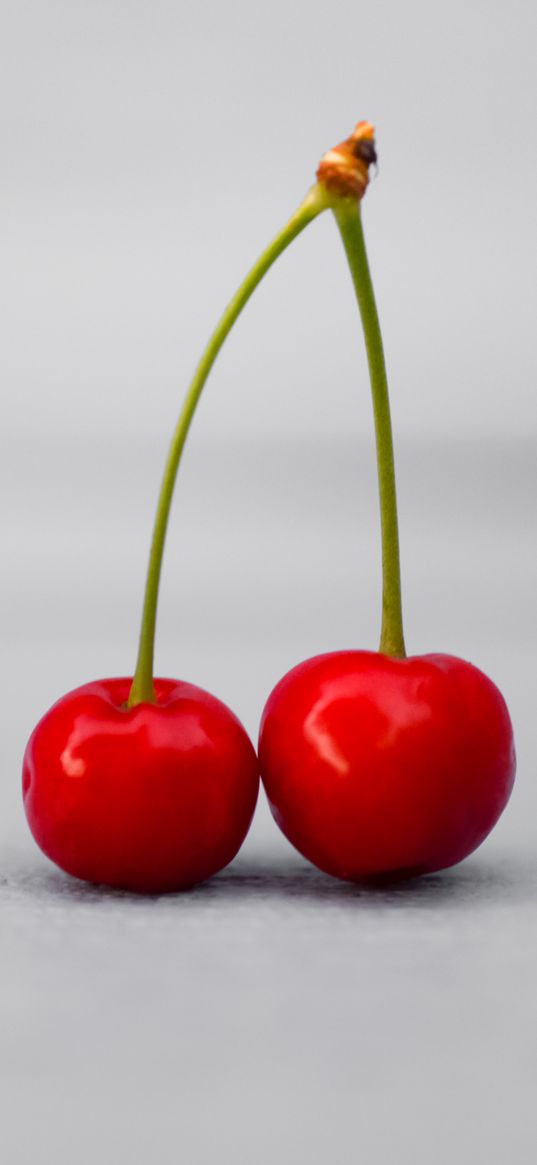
left=316, top=121, right=377, bottom=200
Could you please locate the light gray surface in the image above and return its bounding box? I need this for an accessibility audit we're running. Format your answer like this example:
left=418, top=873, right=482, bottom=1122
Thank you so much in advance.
left=1, top=848, right=536, bottom=1165
left=2, top=0, right=537, bottom=1160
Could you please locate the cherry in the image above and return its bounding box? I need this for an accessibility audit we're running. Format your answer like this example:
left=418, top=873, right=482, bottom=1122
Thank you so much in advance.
left=24, top=679, right=258, bottom=893
left=259, top=652, right=515, bottom=880
left=255, top=122, right=516, bottom=879
left=22, top=137, right=334, bottom=890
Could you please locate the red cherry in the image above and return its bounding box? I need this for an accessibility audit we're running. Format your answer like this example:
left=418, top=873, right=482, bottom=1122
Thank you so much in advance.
left=23, top=677, right=259, bottom=892
left=259, top=651, right=515, bottom=881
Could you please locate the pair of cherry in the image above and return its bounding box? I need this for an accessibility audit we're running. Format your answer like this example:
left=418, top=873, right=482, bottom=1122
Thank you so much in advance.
left=23, top=649, right=515, bottom=893
left=22, top=124, right=516, bottom=893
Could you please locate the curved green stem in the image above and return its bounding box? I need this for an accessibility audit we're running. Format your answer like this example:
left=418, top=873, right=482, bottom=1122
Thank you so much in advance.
left=128, top=184, right=329, bottom=705
left=332, top=199, right=406, bottom=658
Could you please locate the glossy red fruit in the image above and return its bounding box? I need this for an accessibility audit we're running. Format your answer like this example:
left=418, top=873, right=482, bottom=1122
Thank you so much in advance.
left=259, top=651, right=515, bottom=881
left=23, top=677, right=259, bottom=892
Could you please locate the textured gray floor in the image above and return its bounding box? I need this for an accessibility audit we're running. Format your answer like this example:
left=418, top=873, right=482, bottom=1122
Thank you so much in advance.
left=2, top=435, right=536, bottom=1162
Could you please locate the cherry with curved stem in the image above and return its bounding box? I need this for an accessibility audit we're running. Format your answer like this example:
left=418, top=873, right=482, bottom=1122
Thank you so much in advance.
left=258, top=122, right=516, bottom=882
left=23, top=185, right=327, bottom=892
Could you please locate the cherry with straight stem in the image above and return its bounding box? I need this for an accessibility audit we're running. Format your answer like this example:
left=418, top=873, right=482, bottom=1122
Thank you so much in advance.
left=257, top=123, right=516, bottom=880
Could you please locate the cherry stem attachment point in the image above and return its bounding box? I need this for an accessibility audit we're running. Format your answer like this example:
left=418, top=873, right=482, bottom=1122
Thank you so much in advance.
left=332, top=200, right=406, bottom=658
left=128, top=184, right=330, bottom=707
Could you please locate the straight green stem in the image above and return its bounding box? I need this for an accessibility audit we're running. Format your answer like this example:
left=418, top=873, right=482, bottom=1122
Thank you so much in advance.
left=128, top=185, right=328, bottom=706
left=333, top=200, right=406, bottom=658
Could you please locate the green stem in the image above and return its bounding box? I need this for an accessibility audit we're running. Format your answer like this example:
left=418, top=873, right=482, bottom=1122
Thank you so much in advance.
left=128, top=184, right=329, bottom=705
left=333, top=199, right=406, bottom=658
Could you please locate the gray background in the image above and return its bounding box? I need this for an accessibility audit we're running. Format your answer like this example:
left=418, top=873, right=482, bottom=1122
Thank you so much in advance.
left=1, top=1, right=536, bottom=1161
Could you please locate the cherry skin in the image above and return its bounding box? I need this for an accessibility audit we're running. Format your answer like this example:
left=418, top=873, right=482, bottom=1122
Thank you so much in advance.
left=259, top=651, right=515, bottom=881
left=23, top=677, right=259, bottom=892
